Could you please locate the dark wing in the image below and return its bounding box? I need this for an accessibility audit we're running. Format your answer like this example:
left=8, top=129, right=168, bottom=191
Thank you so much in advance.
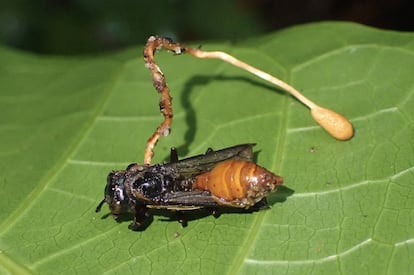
left=162, top=190, right=219, bottom=207
left=165, top=143, right=255, bottom=178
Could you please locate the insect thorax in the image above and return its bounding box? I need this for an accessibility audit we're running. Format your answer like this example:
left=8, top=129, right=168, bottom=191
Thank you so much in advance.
left=128, top=165, right=194, bottom=203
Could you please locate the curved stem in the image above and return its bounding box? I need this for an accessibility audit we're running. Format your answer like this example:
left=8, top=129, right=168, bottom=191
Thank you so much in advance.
left=142, top=36, right=185, bottom=164
left=142, top=36, right=353, bottom=164
left=185, top=49, right=317, bottom=109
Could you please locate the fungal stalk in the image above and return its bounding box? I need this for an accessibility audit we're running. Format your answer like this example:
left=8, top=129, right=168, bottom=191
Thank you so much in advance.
left=143, top=36, right=354, bottom=164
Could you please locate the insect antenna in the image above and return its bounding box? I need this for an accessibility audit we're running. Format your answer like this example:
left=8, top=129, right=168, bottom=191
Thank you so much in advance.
left=95, top=199, right=106, bottom=213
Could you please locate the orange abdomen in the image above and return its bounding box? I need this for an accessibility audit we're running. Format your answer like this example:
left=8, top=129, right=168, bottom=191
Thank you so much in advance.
left=193, top=160, right=283, bottom=207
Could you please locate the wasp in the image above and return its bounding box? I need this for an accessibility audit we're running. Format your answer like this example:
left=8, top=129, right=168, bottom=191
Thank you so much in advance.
left=96, top=144, right=283, bottom=230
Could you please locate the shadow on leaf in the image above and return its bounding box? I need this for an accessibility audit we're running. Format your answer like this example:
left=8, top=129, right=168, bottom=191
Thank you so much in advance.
left=176, top=74, right=284, bottom=156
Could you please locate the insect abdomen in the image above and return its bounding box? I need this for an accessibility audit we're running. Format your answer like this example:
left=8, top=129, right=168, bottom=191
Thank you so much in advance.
left=193, top=160, right=283, bottom=208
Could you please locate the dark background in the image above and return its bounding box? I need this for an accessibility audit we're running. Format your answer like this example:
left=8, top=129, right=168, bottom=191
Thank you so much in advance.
left=0, top=0, right=412, bottom=55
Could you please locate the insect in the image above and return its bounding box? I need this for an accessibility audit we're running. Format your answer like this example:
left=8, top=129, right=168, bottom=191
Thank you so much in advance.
left=96, top=144, right=283, bottom=230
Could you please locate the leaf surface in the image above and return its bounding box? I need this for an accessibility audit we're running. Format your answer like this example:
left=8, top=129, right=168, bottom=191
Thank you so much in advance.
left=1, top=22, right=413, bottom=274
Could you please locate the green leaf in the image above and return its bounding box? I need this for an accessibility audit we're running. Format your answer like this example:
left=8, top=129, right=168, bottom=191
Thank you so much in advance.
left=1, top=22, right=413, bottom=274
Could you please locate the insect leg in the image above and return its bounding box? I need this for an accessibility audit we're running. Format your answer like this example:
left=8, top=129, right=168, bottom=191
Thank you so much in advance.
left=175, top=211, right=188, bottom=227
left=170, top=147, right=179, bottom=163
left=207, top=207, right=221, bottom=219
left=252, top=198, right=270, bottom=210
left=129, top=204, right=153, bottom=231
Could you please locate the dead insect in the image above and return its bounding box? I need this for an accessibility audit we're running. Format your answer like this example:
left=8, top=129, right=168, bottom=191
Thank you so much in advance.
left=96, top=144, right=283, bottom=230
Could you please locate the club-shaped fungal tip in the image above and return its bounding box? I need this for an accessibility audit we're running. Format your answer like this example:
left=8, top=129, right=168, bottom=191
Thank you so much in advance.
left=310, top=106, right=354, bottom=140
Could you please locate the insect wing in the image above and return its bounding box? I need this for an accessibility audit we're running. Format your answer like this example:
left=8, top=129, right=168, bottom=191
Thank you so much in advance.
left=164, top=143, right=255, bottom=178
left=161, top=190, right=219, bottom=208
